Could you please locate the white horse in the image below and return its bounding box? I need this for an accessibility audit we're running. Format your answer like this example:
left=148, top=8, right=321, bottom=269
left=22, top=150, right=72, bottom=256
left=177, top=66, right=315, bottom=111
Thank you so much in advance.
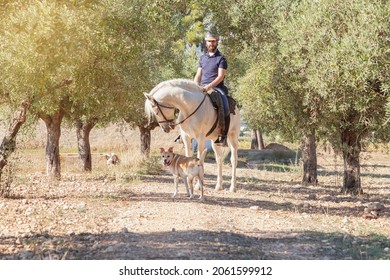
left=144, top=79, right=240, bottom=192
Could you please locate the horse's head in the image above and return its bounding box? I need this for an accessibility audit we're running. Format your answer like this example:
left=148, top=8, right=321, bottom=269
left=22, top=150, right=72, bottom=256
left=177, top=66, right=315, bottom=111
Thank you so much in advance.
left=144, top=92, right=176, bottom=133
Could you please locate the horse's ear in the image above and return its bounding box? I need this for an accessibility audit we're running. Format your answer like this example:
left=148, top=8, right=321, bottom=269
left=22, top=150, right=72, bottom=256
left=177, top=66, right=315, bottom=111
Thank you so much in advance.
left=144, top=92, right=155, bottom=104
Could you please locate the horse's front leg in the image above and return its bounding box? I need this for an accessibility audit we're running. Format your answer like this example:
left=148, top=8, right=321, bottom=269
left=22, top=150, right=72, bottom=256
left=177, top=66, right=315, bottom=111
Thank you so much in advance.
left=212, top=143, right=224, bottom=191
left=181, top=132, right=192, bottom=157
left=194, top=137, right=206, bottom=191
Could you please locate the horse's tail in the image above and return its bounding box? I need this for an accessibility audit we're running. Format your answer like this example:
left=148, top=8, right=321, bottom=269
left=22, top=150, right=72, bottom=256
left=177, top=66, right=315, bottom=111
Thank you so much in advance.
left=198, top=149, right=207, bottom=166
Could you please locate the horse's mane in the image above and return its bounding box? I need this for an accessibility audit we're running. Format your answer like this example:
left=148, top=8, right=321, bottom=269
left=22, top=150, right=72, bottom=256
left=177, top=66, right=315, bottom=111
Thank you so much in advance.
left=149, top=79, right=202, bottom=96
left=145, top=79, right=203, bottom=123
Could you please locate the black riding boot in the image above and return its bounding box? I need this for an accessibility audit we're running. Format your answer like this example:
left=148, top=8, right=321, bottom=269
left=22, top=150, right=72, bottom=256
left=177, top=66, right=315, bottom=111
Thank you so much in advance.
left=214, top=115, right=230, bottom=147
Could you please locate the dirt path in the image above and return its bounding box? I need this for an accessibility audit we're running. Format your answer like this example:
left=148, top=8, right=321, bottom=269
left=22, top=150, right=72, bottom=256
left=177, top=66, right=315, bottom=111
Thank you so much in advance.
left=0, top=152, right=389, bottom=260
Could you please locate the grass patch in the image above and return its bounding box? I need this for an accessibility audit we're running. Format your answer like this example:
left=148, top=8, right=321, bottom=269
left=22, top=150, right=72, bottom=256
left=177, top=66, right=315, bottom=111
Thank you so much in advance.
left=137, top=155, right=163, bottom=175
left=334, top=234, right=390, bottom=260
left=224, top=148, right=301, bottom=170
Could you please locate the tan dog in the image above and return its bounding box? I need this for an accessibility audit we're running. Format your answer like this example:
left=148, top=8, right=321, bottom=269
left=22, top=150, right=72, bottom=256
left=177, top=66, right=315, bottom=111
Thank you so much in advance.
left=160, top=147, right=207, bottom=199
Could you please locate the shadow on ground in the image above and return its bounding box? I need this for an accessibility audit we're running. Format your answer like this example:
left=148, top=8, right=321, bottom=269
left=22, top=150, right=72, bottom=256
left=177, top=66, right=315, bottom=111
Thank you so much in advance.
left=1, top=229, right=389, bottom=260
left=136, top=174, right=390, bottom=219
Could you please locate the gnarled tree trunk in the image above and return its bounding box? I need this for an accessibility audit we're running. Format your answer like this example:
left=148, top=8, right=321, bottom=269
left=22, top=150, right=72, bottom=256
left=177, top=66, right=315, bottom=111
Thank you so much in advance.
left=40, top=109, right=64, bottom=180
left=76, top=118, right=97, bottom=171
left=301, top=133, right=317, bottom=184
left=138, top=125, right=152, bottom=157
left=137, top=121, right=158, bottom=157
left=340, top=129, right=362, bottom=195
left=0, top=100, right=31, bottom=179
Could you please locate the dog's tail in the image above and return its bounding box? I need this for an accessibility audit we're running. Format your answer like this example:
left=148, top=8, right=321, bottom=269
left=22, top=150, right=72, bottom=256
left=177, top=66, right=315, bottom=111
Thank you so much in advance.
left=198, top=149, right=207, bottom=165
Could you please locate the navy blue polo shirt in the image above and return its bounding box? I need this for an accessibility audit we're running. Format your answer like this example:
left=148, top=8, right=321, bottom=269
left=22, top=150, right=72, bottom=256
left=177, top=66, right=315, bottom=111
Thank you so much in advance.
left=199, top=49, right=227, bottom=88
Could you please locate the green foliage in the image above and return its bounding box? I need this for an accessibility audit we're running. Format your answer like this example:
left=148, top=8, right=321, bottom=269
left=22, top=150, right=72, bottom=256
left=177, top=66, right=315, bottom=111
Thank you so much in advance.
left=0, top=0, right=195, bottom=129
left=235, top=0, right=389, bottom=145
left=0, top=1, right=95, bottom=111
left=1, top=0, right=388, bottom=148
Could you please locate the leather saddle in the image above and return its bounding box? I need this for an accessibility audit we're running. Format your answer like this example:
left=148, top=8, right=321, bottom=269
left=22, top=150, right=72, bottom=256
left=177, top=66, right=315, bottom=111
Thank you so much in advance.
left=208, top=90, right=237, bottom=115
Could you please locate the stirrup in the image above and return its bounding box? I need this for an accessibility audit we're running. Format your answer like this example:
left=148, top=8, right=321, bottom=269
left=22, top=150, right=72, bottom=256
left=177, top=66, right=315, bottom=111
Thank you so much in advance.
left=214, top=135, right=227, bottom=147
left=174, top=135, right=182, bottom=143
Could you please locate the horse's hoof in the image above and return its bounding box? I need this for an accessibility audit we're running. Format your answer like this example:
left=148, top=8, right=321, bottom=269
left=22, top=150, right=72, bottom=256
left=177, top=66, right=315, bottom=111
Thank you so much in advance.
left=215, top=185, right=222, bottom=191
left=230, top=187, right=236, bottom=192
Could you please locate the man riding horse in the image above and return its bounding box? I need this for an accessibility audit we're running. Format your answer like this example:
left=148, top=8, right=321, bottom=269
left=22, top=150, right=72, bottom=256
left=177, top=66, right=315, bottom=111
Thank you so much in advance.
left=176, top=31, right=230, bottom=147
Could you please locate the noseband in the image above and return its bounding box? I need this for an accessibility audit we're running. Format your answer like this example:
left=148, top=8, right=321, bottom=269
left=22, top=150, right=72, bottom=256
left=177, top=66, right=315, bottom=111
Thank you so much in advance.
left=152, top=94, right=207, bottom=129
left=153, top=98, right=176, bottom=128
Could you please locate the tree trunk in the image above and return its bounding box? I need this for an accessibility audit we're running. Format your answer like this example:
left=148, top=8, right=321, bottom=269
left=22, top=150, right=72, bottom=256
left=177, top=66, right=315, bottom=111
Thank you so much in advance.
left=0, top=100, right=31, bottom=179
left=301, top=134, right=317, bottom=184
left=251, top=129, right=265, bottom=150
left=40, top=110, right=64, bottom=180
left=135, top=121, right=158, bottom=157
left=76, top=118, right=97, bottom=171
left=340, top=130, right=362, bottom=195
left=138, top=125, right=152, bottom=157
left=256, top=129, right=265, bottom=150
left=250, top=130, right=258, bottom=149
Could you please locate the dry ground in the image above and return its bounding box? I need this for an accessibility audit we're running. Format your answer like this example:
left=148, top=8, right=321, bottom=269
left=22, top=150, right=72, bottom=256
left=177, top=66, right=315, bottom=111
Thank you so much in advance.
left=0, top=124, right=389, bottom=259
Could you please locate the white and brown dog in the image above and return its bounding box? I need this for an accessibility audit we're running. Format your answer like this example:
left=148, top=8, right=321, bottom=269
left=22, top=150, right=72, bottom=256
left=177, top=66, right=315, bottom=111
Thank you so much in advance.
left=160, top=147, right=207, bottom=199
left=105, top=153, right=120, bottom=166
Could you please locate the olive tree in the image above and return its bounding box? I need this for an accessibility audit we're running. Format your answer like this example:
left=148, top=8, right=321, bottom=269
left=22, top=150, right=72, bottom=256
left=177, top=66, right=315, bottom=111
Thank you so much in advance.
left=236, top=0, right=389, bottom=193
left=0, top=1, right=108, bottom=178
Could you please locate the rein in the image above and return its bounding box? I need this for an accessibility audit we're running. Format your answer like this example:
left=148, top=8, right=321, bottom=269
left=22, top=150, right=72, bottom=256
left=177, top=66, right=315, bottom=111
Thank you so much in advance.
left=176, top=93, right=207, bottom=125
left=153, top=93, right=207, bottom=128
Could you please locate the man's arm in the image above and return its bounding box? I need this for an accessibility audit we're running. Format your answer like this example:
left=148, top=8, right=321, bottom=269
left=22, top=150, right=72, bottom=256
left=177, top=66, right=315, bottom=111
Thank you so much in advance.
left=194, top=67, right=202, bottom=85
left=203, top=68, right=226, bottom=92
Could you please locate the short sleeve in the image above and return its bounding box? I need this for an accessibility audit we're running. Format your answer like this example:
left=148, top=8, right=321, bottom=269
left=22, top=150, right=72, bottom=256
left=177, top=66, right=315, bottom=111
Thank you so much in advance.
left=219, top=56, right=227, bottom=69
left=198, top=56, right=204, bottom=68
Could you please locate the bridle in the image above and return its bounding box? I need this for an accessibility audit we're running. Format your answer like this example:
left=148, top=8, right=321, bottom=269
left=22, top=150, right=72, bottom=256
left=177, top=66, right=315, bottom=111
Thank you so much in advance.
left=151, top=93, right=207, bottom=129
left=153, top=98, right=175, bottom=128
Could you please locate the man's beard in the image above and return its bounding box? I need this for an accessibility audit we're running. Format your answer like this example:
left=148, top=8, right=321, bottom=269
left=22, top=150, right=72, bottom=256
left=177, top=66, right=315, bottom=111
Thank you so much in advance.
left=207, top=44, right=217, bottom=53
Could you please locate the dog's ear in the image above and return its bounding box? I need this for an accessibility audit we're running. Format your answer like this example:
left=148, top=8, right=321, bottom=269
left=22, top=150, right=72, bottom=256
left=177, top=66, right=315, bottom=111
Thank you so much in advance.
left=168, top=147, right=174, bottom=153
left=159, top=147, right=165, bottom=153
left=105, top=154, right=109, bottom=160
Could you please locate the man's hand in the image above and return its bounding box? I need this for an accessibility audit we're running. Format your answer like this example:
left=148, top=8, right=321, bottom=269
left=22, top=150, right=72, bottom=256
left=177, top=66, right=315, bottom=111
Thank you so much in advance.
left=203, top=84, right=213, bottom=92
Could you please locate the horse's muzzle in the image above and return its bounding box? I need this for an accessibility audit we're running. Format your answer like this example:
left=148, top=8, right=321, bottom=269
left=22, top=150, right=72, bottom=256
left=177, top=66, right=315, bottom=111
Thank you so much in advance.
left=160, top=124, right=172, bottom=133
left=162, top=127, right=170, bottom=133
left=159, top=121, right=175, bottom=133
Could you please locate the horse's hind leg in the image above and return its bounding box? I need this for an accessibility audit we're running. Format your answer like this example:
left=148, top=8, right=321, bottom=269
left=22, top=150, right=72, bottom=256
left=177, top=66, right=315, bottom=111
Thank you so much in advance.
left=198, top=170, right=205, bottom=200
left=228, top=135, right=238, bottom=192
